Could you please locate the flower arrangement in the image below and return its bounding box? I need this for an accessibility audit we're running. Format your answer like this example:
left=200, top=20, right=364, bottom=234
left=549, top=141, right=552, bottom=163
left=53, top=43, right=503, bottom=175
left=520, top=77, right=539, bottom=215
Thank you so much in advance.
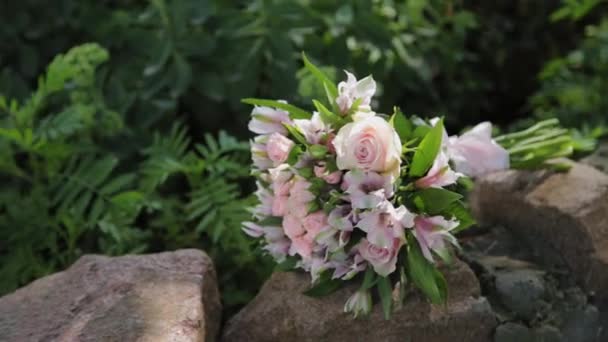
left=243, top=54, right=576, bottom=318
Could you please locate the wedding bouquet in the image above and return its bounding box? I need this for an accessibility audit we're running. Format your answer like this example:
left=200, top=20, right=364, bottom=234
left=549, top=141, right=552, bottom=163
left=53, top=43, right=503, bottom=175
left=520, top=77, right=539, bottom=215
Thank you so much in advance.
left=242, top=54, right=576, bottom=318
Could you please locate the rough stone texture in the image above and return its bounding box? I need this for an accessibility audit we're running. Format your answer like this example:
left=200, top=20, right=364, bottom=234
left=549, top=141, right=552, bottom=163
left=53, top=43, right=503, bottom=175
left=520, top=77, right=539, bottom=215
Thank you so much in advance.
left=494, top=322, right=533, bottom=342
left=471, top=161, right=608, bottom=299
left=495, top=270, right=546, bottom=320
left=582, top=140, right=608, bottom=173
left=223, top=258, right=496, bottom=342
left=0, top=249, right=221, bottom=342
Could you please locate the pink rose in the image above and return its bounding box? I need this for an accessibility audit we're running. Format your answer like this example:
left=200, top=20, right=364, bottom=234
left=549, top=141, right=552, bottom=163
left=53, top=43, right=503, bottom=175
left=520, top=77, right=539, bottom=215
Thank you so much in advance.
left=283, top=214, right=305, bottom=239
left=358, top=238, right=401, bottom=277
left=447, top=122, right=510, bottom=177
left=333, top=116, right=401, bottom=180
left=290, top=237, right=313, bottom=259
left=303, top=211, right=329, bottom=239
left=267, top=133, right=294, bottom=165
left=314, top=164, right=342, bottom=184
left=272, top=195, right=288, bottom=216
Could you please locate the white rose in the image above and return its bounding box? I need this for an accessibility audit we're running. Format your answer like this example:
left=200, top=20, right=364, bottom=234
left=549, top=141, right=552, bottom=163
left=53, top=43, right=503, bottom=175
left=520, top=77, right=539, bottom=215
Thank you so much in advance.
left=332, top=116, right=401, bottom=180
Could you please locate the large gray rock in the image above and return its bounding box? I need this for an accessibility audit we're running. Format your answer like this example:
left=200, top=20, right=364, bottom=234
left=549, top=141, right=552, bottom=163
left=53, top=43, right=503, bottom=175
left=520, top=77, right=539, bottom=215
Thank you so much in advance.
left=471, top=161, right=608, bottom=299
left=0, top=249, right=221, bottom=342
left=223, top=258, right=496, bottom=342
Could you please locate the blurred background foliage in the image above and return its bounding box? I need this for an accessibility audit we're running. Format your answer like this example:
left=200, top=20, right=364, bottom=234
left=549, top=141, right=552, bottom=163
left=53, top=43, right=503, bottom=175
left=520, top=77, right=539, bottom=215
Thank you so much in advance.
left=0, top=0, right=606, bottom=317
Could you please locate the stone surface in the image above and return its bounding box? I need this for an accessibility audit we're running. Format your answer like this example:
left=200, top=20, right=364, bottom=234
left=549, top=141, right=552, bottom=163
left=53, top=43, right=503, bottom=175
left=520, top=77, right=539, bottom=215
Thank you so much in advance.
left=495, top=270, right=546, bottom=320
left=471, top=161, right=608, bottom=299
left=533, top=325, right=563, bottom=342
left=582, top=140, right=608, bottom=173
left=560, top=305, right=601, bottom=342
left=0, top=249, right=221, bottom=342
left=223, top=258, right=496, bottom=342
left=494, top=322, right=533, bottom=342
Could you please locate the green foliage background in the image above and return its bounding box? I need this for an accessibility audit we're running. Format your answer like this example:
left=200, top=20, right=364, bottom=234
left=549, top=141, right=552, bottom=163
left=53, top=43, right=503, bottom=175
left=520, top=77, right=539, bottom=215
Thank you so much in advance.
left=0, top=0, right=606, bottom=317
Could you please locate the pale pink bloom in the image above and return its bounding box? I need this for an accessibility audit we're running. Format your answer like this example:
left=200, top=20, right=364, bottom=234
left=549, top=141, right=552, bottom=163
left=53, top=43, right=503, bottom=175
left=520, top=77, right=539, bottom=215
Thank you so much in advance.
left=250, top=135, right=272, bottom=170
left=314, top=163, right=342, bottom=184
left=293, top=112, right=330, bottom=144
left=309, top=257, right=331, bottom=283
left=287, top=177, right=315, bottom=217
left=332, top=253, right=366, bottom=280
left=242, top=222, right=265, bottom=238
left=264, top=239, right=290, bottom=262
left=412, top=216, right=460, bottom=263
left=351, top=111, right=376, bottom=122
left=336, top=71, right=376, bottom=113
left=356, top=202, right=406, bottom=276
left=343, top=170, right=393, bottom=209
left=248, top=103, right=291, bottom=135
left=272, top=195, right=289, bottom=216
left=358, top=238, right=401, bottom=277
left=251, top=182, right=273, bottom=220
left=415, top=151, right=462, bottom=188
left=266, top=133, right=294, bottom=165
left=302, top=211, right=329, bottom=239
left=333, top=116, right=401, bottom=181
left=290, top=236, right=313, bottom=259
left=283, top=214, right=305, bottom=239
left=343, top=289, right=372, bottom=318
left=447, top=122, right=510, bottom=177
left=269, top=164, right=293, bottom=196
left=328, top=205, right=354, bottom=232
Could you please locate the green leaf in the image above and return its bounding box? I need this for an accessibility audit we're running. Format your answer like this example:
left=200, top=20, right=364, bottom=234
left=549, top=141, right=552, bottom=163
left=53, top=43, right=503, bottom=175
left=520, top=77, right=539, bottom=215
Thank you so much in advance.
left=377, top=276, right=393, bottom=320
left=313, top=99, right=341, bottom=127
left=303, top=273, right=343, bottom=297
left=360, top=267, right=377, bottom=290
left=284, top=124, right=308, bottom=145
left=275, top=256, right=298, bottom=271
left=286, top=145, right=304, bottom=165
left=406, top=235, right=445, bottom=304
left=302, top=52, right=338, bottom=100
left=309, top=144, right=328, bottom=159
left=448, top=201, right=476, bottom=233
left=389, top=107, right=413, bottom=142
left=413, top=188, right=463, bottom=215
left=410, top=118, right=444, bottom=177
left=242, top=98, right=311, bottom=120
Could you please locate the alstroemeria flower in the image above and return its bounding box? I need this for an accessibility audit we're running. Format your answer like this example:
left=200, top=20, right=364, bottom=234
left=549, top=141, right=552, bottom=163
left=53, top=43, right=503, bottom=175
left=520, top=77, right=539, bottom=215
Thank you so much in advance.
left=251, top=182, right=273, bottom=220
left=343, top=170, right=394, bottom=209
left=447, top=122, right=510, bottom=177
left=412, top=216, right=459, bottom=263
left=313, top=163, right=342, bottom=184
left=336, top=71, right=376, bottom=114
left=243, top=222, right=290, bottom=262
left=332, top=252, right=366, bottom=280
left=356, top=202, right=410, bottom=276
left=343, top=289, right=372, bottom=318
left=248, top=103, right=291, bottom=135
left=293, top=112, right=330, bottom=144
left=333, top=116, right=402, bottom=181
left=415, top=151, right=462, bottom=188
left=250, top=135, right=272, bottom=170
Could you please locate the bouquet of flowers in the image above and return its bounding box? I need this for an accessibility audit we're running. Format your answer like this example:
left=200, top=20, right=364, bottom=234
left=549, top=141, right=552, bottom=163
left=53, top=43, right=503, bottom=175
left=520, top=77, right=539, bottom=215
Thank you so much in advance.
left=242, top=54, right=576, bottom=318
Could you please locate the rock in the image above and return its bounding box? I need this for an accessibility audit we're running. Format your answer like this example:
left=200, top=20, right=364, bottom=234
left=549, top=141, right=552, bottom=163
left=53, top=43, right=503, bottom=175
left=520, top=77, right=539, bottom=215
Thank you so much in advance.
left=494, top=322, right=533, bottom=342
left=560, top=305, right=601, bottom=342
left=533, top=325, right=563, bottom=342
left=471, top=162, right=608, bottom=299
left=223, top=258, right=496, bottom=342
left=495, top=270, right=546, bottom=320
left=0, top=249, right=221, bottom=342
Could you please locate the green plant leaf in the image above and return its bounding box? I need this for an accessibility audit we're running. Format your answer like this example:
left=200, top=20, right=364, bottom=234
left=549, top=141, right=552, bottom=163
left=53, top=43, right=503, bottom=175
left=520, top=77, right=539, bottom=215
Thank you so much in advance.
left=413, top=188, right=463, bottom=215
left=377, top=276, right=393, bottom=320
left=242, top=98, right=311, bottom=120
left=313, top=99, right=341, bottom=127
left=303, top=273, right=343, bottom=297
left=410, top=118, right=444, bottom=177
left=389, top=107, right=413, bottom=142
left=302, top=52, right=338, bottom=101
left=360, top=266, right=377, bottom=290
left=406, top=235, right=445, bottom=304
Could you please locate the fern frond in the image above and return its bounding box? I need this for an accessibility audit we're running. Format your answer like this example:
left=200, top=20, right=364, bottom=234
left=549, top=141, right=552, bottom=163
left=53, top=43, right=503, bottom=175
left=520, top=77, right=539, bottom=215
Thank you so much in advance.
left=140, top=122, right=191, bottom=191
left=195, top=130, right=249, bottom=178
